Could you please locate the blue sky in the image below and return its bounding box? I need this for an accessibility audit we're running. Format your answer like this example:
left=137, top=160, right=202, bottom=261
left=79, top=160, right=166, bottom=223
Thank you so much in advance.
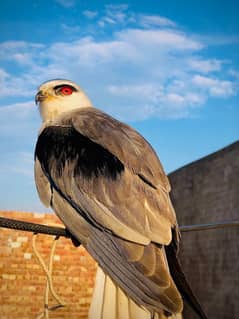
left=0, top=0, right=238, bottom=212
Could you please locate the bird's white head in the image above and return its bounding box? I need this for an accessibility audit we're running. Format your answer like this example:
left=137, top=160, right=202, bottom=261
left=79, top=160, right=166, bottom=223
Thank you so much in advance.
left=35, top=79, right=93, bottom=122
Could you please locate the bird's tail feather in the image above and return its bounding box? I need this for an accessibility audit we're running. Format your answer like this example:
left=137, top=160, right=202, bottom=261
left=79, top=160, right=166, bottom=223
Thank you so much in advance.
left=89, top=267, right=182, bottom=319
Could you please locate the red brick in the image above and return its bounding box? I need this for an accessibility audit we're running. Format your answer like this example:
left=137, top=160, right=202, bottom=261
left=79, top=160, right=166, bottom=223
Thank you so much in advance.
left=0, top=211, right=97, bottom=319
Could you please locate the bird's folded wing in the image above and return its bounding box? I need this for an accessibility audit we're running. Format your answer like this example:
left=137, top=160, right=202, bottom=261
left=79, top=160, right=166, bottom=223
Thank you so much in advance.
left=35, top=108, right=178, bottom=246
left=70, top=108, right=170, bottom=192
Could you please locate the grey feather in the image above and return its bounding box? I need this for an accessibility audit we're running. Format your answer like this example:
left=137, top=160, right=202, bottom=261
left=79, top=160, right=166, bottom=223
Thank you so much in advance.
left=34, top=107, right=189, bottom=316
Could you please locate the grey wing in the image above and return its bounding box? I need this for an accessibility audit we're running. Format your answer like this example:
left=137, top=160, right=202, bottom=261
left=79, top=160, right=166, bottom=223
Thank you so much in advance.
left=35, top=108, right=178, bottom=246
left=34, top=108, right=183, bottom=314
left=71, top=108, right=171, bottom=192
left=34, top=108, right=209, bottom=317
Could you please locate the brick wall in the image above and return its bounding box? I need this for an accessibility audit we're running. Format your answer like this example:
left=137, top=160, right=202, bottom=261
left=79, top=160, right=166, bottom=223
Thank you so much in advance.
left=169, top=141, right=239, bottom=319
left=0, top=211, right=97, bottom=319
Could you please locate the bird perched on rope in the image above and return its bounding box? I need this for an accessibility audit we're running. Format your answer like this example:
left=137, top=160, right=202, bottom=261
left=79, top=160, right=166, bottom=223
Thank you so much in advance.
left=34, top=79, right=207, bottom=319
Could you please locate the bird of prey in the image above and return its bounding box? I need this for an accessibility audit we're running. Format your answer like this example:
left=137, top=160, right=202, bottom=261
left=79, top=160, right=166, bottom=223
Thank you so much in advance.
left=34, top=79, right=207, bottom=319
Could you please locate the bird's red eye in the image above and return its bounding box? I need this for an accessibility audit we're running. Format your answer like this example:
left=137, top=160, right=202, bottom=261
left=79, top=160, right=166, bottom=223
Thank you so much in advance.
left=60, top=86, right=73, bottom=95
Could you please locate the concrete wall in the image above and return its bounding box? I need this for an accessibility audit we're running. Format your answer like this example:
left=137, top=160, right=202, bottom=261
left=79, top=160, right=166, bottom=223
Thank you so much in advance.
left=169, top=141, right=239, bottom=319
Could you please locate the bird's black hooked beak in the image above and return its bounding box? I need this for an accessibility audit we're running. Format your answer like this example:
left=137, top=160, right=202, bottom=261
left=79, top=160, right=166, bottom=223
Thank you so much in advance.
left=35, top=90, right=46, bottom=104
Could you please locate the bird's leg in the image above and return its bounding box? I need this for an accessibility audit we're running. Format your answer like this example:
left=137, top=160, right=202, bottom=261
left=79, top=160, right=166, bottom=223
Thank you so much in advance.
left=65, top=229, right=81, bottom=247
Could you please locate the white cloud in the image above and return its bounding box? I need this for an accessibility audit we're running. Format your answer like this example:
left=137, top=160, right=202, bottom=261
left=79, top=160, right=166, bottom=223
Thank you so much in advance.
left=101, top=16, right=117, bottom=25
left=117, top=29, right=203, bottom=51
left=229, top=69, right=239, bottom=79
left=0, top=74, right=35, bottom=97
left=162, top=92, right=205, bottom=108
left=98, top=13, right=127, bottom=27
left=61, top=23, right=81, bottom=34
left=0, top=68, right=9, bottom=79
left=0, top=41, right=43, bottom=50
left=98, top=4, right=130, bottom=28
left=192, top=75, right=235, bottom=97
left=108, top=84, right=157, bottom=98
left=43, top=28, right=202, bottom=70
left=188, top=57, right=223, bottom=73
left=82, top=10, right=98, bottom=19
left=139, top=15, right=176, bottom=27
left=0, top=10, right=237, bottom=121
left=0, top=101, right=33, bottom=118
left=107, top=83, right=205, bottom=120
left=0, top=41, right=45, bottom=69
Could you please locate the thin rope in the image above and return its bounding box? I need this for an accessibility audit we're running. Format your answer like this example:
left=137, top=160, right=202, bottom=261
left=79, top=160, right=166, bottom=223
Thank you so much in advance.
left=179, top=219, right=239, bottom=232
left=1, top=216, right=239, bottom=238
left=0, top=217, right=68, bottom=237
left=32, top=234, right=66, bottom=319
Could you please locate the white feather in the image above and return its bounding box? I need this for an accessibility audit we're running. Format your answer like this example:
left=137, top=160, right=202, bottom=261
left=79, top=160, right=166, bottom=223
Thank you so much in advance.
left=89, top=267, right=183, bottom=319
left=37, top=79, right=93, bottom=122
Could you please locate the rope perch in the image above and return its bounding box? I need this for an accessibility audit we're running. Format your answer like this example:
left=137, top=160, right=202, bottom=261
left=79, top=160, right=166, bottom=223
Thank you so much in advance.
left=1, top=217, right=239, bottom=241
left=0, top=217, right=69, bottom=237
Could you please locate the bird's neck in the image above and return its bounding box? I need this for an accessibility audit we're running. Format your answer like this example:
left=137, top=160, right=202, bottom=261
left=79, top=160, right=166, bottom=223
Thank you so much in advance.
left=39, top=94, right=93, bottom=123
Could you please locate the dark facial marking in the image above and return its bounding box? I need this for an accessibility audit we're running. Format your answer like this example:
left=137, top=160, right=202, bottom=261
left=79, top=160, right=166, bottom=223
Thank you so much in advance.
left=54, top=84, right=78, bottom=95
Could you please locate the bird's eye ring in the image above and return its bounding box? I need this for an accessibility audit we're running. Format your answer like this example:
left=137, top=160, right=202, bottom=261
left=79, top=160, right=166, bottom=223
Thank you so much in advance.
left=59, top=86, right=73, bottom=95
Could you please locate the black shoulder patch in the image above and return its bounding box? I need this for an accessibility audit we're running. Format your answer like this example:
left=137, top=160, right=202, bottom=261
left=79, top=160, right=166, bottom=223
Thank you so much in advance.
left=35, top=126, right=124, bottom=179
